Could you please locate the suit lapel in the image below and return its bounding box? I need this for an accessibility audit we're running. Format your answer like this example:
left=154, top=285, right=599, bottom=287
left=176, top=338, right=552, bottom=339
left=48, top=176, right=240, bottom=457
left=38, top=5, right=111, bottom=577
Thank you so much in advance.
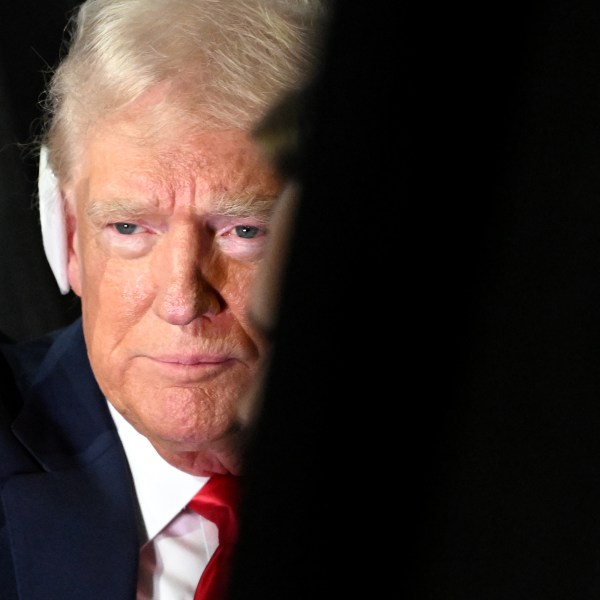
left=1, top=320, right=140, bottom=599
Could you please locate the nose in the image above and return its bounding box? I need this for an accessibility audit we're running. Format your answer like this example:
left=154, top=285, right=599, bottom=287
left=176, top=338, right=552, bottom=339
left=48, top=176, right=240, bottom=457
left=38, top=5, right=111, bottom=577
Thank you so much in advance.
left=152, top=223, right=222, bottom=325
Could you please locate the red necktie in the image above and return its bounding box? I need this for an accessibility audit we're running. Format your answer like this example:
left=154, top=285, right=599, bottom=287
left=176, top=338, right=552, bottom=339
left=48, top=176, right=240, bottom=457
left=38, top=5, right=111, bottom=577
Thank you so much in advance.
left=188, top=474, right=241, bottom=600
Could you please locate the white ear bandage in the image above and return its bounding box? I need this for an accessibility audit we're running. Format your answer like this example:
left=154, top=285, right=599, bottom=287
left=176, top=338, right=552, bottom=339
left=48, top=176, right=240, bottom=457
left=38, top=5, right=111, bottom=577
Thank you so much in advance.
left=38, top=145, right=70, bottom=294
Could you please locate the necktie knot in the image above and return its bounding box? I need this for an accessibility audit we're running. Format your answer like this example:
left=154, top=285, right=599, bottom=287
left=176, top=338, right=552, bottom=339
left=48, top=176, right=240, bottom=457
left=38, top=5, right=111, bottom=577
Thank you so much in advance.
left=188, top=474, right=241, bottom=544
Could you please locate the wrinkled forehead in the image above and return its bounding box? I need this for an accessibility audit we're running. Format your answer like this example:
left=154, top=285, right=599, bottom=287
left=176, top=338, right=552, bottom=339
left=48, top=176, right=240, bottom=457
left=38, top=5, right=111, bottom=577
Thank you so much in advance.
left=67, top=122, right=282, bottom=219
left=64, top=83, right=282, bottom=211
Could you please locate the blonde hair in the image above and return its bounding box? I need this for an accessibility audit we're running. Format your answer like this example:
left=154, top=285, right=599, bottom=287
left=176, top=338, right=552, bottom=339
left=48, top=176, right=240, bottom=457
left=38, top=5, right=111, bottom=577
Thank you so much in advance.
left=42, top=0, right=328, bottom=182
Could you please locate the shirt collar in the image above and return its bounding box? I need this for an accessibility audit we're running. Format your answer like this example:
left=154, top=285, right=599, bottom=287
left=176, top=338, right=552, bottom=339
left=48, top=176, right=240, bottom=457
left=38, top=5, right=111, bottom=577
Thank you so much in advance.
left=107, top=401, right=208, bottom=541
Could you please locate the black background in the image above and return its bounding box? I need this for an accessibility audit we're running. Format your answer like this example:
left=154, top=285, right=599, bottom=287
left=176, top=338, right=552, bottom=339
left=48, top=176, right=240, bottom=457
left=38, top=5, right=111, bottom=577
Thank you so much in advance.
left=0, top=0, right=81, bottom=341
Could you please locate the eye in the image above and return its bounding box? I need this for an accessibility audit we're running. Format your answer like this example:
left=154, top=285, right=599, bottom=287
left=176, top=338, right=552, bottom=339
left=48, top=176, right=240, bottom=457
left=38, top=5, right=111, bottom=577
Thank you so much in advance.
left=234, top=225, right=261, bottom=239
left=209, top=217, right=269, bottom=261
left=113, top=222, right=140, bottom=235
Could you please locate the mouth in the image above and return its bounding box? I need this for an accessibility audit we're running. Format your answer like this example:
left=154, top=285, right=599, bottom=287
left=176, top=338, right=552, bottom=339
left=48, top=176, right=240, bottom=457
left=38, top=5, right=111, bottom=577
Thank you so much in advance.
left=152, top=354, right=233, bottom=365
left=142, top=354, right=239, bottom=382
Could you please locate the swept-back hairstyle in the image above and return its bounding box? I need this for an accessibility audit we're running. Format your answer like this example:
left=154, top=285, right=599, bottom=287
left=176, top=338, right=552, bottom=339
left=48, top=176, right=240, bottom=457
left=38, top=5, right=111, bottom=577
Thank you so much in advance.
left=42, top=0, right=328, bottom=182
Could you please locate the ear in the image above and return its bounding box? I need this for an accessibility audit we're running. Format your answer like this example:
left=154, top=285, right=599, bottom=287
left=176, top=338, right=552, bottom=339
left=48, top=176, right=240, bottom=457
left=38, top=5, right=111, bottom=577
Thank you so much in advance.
left=65, top=198, right=82, bottom=298
left=38, top=146, right=70, bottom=294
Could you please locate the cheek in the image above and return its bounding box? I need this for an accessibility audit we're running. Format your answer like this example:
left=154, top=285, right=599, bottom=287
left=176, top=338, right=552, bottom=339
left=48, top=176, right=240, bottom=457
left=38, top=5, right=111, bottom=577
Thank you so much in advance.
left=80, top=249, right=154, bottom=326
left=76, top=223, right=153, bottom=303
left=82, top=262, right=154, bottom=364
left=221, top=265, right=262, bottom=330
left=98, top=263, right=152, bottom=311
left=222, top=263, right=256, bottom=303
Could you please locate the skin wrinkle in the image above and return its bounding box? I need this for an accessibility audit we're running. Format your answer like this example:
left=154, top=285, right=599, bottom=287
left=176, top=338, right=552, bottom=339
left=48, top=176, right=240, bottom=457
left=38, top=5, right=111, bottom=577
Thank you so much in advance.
left=83, top=127, right=281, bottom=226
left=64, top=98, right=279, bottom=476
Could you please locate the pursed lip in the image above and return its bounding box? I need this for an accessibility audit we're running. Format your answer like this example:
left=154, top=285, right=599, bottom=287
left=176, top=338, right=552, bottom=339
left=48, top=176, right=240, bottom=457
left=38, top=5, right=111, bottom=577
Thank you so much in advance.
left=139, top=354, right=240, bottom=382
left=147, top=353, right=234, bottom=366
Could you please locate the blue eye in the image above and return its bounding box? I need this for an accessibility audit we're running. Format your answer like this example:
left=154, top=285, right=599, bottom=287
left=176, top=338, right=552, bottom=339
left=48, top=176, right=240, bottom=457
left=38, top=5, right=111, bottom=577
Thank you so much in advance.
left=113, top=223, right=138, bottom=235
left=234, top=225, right=260, bottom=239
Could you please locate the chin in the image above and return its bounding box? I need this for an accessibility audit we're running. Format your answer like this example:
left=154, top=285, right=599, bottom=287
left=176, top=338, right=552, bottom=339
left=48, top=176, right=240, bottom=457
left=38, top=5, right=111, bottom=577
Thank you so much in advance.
left=181, top=450, right=245, bottom=477
left=149, top=424, right=247, bottom=476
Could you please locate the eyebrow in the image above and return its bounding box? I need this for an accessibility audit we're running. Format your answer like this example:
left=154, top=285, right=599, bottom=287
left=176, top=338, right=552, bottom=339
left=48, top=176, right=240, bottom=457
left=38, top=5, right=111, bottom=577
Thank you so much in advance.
left=85, top=193, right=278, bottom=224
left=85, top=197, right=156, bottom=225
left=213, top=192, right=277, bottom=221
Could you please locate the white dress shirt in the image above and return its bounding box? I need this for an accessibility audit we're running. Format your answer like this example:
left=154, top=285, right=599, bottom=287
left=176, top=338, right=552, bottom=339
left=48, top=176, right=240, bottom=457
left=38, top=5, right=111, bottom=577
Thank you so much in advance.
left=107, top=402, right=219, bottom=600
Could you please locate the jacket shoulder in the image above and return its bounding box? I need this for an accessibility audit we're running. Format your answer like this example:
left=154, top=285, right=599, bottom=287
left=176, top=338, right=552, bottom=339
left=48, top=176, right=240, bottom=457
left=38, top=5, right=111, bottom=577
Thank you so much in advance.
left=0, top=319, right=82, bottom=400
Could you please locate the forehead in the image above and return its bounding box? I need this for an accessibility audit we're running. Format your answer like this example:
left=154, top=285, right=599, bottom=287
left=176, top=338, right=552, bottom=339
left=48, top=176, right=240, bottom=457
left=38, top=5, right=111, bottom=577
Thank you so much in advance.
left=78, top=122, right=281, bottom=205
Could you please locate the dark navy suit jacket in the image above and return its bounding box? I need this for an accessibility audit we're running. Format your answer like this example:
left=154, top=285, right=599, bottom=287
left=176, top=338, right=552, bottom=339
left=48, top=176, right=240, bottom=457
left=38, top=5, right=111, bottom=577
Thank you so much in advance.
left=0, top=318, right=140, bottom=599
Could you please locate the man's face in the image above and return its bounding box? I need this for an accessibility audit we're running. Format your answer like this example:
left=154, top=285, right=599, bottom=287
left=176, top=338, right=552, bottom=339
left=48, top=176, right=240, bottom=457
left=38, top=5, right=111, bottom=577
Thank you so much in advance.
left=64, top=112, right=282, bottom=477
